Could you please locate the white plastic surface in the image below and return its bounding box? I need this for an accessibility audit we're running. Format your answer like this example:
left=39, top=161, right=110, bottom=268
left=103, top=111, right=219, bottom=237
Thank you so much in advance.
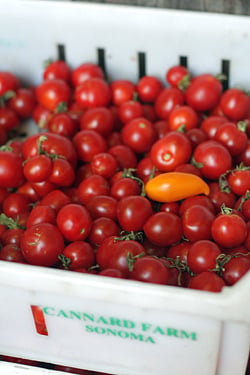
left=0, top=1, right=249, bottom=375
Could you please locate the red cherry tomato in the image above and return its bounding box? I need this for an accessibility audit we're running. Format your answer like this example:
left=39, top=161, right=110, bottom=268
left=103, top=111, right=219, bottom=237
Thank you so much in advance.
left=185, top=74, right=223, bottom=112
left=150, top=131, right=192, bottom=172
left=35, top=79, right=71, bottom=111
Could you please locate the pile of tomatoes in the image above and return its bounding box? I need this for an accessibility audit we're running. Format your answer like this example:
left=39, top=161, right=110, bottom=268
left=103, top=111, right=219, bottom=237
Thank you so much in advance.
left=0, top=60, right=249, bottom=297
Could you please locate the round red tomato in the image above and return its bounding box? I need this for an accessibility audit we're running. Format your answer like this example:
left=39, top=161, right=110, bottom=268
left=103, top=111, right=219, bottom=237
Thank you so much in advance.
left=130, top=255, right=169, bottom=284
left=168, top=105, right=199, bottom=131
left=211, top=212, right=247, bottom=248
left=143, top=212, right=182, bottom=246
left=35, top=79, right=71, bottom=111
left=80, top=106, right=115, bottom=136
left=121, top=117, right=156, bottom=154
left=137, top=75, right=163, bottom=103
left=154, top=87, right=185, bottom=120
left=116, top=195, right=153, bottom=231
left=56, top=203, right=92, bottom=242
left=185, top=74, right=223, bottom=112
left=20, top=223, right=65, bottom=266
left=43, top=60, right=71, bottom=82
left=220, top=88, right=250, bottom=121
left=0, top=150, right=24, bottom=188
left=71, top=62, right=105, bottom=87
left=150, top=131, right=192, bottom=172
left=75, top=78, right=111, bottom=109
left=73, top=129, right=107, bottom=163
left=8, top=88, right=36, bottom=118
left=187, top=240, right=221, bottom=274
left=188, top=271, right=225, bottom=292
left=193, top=140, right=232, bottom=180
left=110, top=79, right=136, bottom=106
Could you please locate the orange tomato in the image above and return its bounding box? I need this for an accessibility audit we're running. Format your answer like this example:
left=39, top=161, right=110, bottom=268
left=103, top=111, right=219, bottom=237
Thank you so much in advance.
left=145, top=172, right=210, bottom=202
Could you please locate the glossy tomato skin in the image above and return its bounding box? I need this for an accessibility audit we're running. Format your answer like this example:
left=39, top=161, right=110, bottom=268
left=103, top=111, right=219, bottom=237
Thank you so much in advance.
left=143, top=212, right=182, bottom=246
left=73, top=129, right=107, bottom=163
left=188, top=271, right=225, bottom=292
left=129, top=255, right=169, bottom=284
left=0, top=71, right=20, bottom=95
left=154, top=87, right=185, bottom=120
left=2, top=192, right=31, bottom=218
left=88, top=217, right=120, bottom=246
left=43, top=60, right=71, bottom=82
left=60, top=241, right=95, bottom=270
left=108, top=144, right=138, bottom=169
left=20, top=223, right=65, bottom=266
left=168, top=105, right=199, bottom=132
left=77, top=174, right=110, bottom=205
left=220, top=88, right=250, bottom=121
left=22, top=132, right=77, bottom=168
left=116, top=195, right=153, bottom=231
left=223, top=256, right=250, bottom=285
left=90, top=152, right=118, bottom=179
left=193, top=140, right=232, bottom=180
left=121, top=117, right=156, bottom=154
left=71, top=63, right=105, bottom=87
left=118, top=100, right=144, bottom=124
left=26, top=205, right=57, bottom=228
left=0, top=244, right=26, bottom=263
left=86, top=194, right=118, bottom=220
left=23, top=154, right=53, bottom=183
left=137, top=75, right=163, bottom=103
left=8, top=88, right=36, bottom=118
left=48, top=112, right=79, bottom=138
left=211, top=213, right=248, bottom=248
left=200, top=116, right=228, bottom=139
left=214, top=122, right=248, bottom=156
left=0, top=107, right=20, bottom=132
left=208, top=182, right=237, bottom=213
left=227, top=169, right=250, bottom=196
left=107, top=239, right=145, bottom=278
left=182, top=204, right=215, bottom=242
left=75, top=78, right=111, bottom=109
left=95, top=235, right=118, bottom=270
left=110, top=178, right=141, bottom=200
left=35, top=79, right=71, bottom=111
left=80, top=106, right=115, bottom=136
left=110, top=79, right=136, bottom=106
left=150, top=131, right=192, bottom=172
left=0, top=151, right=24, bottom=188
left=165, top=65, right=189, bottom=87
left=185, top=74, right=223, bottom=112
left=56, top=203, right=92, bottom=242
left=187, top=240, right=221, bottom=274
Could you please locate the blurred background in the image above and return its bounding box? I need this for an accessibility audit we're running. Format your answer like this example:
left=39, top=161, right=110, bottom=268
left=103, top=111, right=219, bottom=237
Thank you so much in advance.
left=71, top=0, right=250, bottom=16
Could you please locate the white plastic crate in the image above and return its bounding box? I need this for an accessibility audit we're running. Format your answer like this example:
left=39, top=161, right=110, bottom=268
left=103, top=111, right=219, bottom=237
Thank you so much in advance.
left=0, top=1, right=249, bottom=375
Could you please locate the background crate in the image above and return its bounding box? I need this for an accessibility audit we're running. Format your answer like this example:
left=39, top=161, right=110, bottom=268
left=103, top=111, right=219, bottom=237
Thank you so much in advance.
left=0, top=1, right=250, bottom=375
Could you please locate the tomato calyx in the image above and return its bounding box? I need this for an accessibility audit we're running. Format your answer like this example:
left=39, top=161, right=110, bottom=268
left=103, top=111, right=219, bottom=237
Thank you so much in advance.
left=126, top=251, right=146, bottom=272
left=237, top=190, right=250, bottom=212
left=36, top=135, right=66, bottom=160
left=0, top=213, right=26, bottom=230
left=177, top=74, right=191, bottom=91
left=211, top=251, right=250, bottom=277
left=163, top=255, right=194, bottom=286
left=219, top=163, right=250, bottom=193
left=58, top=253, right=71, bottom=270
left=122, top=168, right=146, bottom=196
left=54, top=101, right=68, bottom=114
left=114, top=230, right=144, bottom=243
left=219, top=203, right=234, bottom=215
left=0, top=90, right=16, bottom=107
left=237, top=120, right=248, bottom=133
left=191, top=156, right=203, bottom=169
